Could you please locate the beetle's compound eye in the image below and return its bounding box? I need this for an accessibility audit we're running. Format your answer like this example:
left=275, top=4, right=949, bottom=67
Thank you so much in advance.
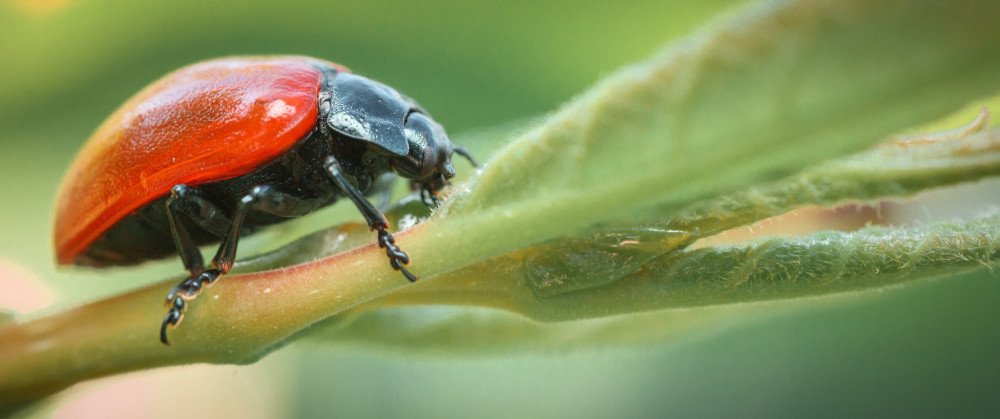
left=395, top=112, right=445, bottom=180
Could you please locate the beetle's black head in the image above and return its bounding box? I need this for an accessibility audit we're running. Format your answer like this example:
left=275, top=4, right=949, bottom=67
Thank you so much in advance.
left=324, top=72, right=476, bottom=194
left=395, top=111, right=474, bottom=191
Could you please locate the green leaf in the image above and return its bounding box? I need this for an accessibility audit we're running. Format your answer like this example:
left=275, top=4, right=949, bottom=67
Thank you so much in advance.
left=321, top=124, right=1000, bottom=341
left=3, top=0, right=1000, bottom=412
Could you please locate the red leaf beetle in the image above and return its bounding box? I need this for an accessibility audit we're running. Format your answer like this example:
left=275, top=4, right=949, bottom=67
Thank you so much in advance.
left=53, top=56, right=476, bottom=344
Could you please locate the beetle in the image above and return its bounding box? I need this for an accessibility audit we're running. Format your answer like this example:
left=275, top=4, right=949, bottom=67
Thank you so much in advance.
left=53, top=56, right=476, bottom=345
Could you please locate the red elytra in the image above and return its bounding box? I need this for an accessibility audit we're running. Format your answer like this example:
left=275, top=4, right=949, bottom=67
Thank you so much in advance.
left=53, top=56, right=346, bottom=266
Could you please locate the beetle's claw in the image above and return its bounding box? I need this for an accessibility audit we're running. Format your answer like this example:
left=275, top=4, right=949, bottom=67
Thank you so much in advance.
left=392, top=258, right=417, bottom=282
left=160, top=298, right=185, bottom=345
left=160, top=269, right=222, bottom=345
left=377, top=229, right=417, bottom=282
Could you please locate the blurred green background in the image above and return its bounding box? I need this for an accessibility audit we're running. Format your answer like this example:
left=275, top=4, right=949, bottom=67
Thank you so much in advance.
left=3, top=0, right=1000, bottom=417
left=0, top=0, right=739, bottom=300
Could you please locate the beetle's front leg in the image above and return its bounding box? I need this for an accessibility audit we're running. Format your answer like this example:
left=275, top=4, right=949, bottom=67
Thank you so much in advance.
left=324, top=156, right=416, bottom=282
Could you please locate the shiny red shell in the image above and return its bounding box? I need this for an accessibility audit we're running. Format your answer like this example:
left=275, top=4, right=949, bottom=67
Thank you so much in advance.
left=54, top=56, right=346, bottom=266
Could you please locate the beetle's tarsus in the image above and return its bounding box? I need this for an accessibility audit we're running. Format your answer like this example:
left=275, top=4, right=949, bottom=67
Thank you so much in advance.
left=377, top=228, right=417, bottom=282
left=160, top=300, right=184, bottom=345
left=160, top=269, right=221, bottom=345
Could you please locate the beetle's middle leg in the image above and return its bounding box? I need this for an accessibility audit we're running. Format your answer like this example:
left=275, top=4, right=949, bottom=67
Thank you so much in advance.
left=324, top=156, right=416, bottom=282
left=160, top=184, right=325, bottom=345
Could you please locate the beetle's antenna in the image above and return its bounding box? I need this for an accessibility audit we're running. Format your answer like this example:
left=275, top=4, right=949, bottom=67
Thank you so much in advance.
left=454, top=146, right=479, bottom=168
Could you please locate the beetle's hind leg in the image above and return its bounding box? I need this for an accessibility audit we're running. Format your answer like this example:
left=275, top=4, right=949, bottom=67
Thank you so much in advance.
left=161, top=184, right=325, bottom=345
left=161, top=185, right=230, bottom=344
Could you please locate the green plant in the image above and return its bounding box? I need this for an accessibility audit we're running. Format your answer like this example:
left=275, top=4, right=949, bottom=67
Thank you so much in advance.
left=3, top=0, right=1000, bottom=414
